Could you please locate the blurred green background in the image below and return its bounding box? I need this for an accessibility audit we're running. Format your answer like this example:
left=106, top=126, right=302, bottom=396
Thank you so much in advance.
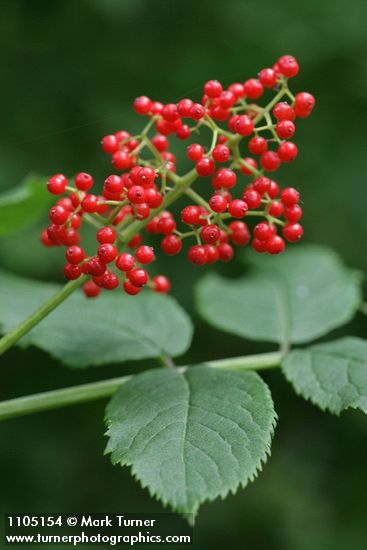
left=1, top=0, right=367, bottom=548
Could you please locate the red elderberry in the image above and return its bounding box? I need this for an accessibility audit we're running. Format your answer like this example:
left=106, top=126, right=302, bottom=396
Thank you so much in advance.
left=209, top=194, right=227, bottom=213
left=188, top=245, right=207, bottom=266
left=65, top=246, right=85, bottom=265
left=83, top=280, right=101, bottom=298
left=161, top=235, right=182, bottom=255
left=280, top=187, right=300, bottom=206
left=283, top=223, right=303, bottom=242
left=200, top=224, right=220, bottom=244
left=47, top=174, right=68, bottom=195
left=75, top=172, right=94, bottom=191
left=152, top=275, right=171, bottom=293
left=228, top=200, right=248, bottom=218
left=278, top=141, right=298, bottom=162
left=181, top=205, right=201, bottom=225
left=196, top=158, right=215, bottom=177
left=128, top=268, right=148, bottom=287
left=187, top=143, right=204, bottom=161
left=136, top=245, right=155, bottom=264
left=116, top=253, right=135, bottom=272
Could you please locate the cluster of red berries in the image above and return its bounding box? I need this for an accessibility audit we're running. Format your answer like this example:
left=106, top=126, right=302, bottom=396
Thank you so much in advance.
left=41, top=55, right=314, bottom=297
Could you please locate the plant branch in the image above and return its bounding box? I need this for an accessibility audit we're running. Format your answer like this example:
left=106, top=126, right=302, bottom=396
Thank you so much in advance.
left=0, top=351, right=283, bottom=420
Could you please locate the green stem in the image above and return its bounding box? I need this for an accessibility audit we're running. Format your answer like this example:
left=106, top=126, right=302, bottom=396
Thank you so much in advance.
left=0, top=351, right=283, bottom=420
left=0, top=277, right=87, bottom=357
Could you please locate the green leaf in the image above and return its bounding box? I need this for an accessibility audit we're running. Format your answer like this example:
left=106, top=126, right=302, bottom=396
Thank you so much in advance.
left=196, top=245, right=362, bottom=346
left=282, top=337, right=367, bottom=414
left=105, top=366, right=276, bottom=516
left=0, top=270, right=193, bottom=367
left=0, top=176, right=53, bottom=236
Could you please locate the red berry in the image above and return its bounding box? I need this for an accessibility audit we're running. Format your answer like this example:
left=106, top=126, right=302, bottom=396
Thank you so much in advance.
left=128, top=234, right=143, bottom=249
left=188, top=245, right=207, bottom=265
left=104, top=175, right=124, bottom=194
left=128, top=267, right=148, bottom=287
left=152, top=134, right=168, bottom=151
left=40, top=229, right=54, bottom=247
left=267, top=235, right=285, bottom=254
left=259, top=68, right=277, bottom=88
left=83, top=280, right=101, bottom=298
left=144, top=188, right=163, bottom=208
left=209, top=194, right=227, bottom=213
left=49, top=205, right=69, bottom=225
left=218, top=242, right=234, bottom=262
left=219, top=91, right=236, bottom=108
left=196, top=158, right=215, bottom=176
left=133, top=96, right=152, bottom=115
left=162, top=103, right=179, bottom=122
left=280, top=187, right=300, bottom=206
left=157, top=216, right=176, bottom=234
left=260, top=151, right=281, bottom=172
left=187, top=143, right=204, bottom=161
left=65, top=245, right=85, bottom=265
left=242, top=189, right=262, bottom=209
left=212, top=168, right=236, bottom=189
left=294, top=92, right=315, bottom=117
left=136, top=245, right=155, bottom=264
left=243, top=79, right=263, bottom=99
left=97, top=243, right=117, bottom=263
left=123, top=279, right=142, bottom=296
left=101, top=135, right=119, bottom=154
left=248, top=136, right=268, bottom=155
left=254, top=222, right=272, bottom=241
left=82, top=194, right=100, bottom=213
left=177, top=98, right=193, bottom=117
left=127, top=185, right=145, bottom=204
left=273, top=102, right=296, bottom=121
left=64, top=263, right=82, bottom=280
left=204, top=245, right=220, bottom=264
left=276, top=120, right=295, bottom=139
left=283, top=223, right=303, bottom=242
left=87, top=257, right=107, bottom=276
left=116, top=253, right=135, bottom=271
left=176, top=124, right=190, bottom=140
left=47, top=174, right=68, bottom=195
left=252, top=238, right=268, bottom=253
left=277, top=55, right=299, bottom=78
left=278, top=141, right=298, bottom=162
left=229, top=221, right=250, bottom=246
left=96, top=227, right=116, bottom=244
left=112, top=150, right=133, bottom=170
left=181, top=205, right=201, bottom=225
left=152, top=275, right=171, bottom=293
left=189, top=103, right=205, bottom=120
left=161, top=234, right=182, bottom=255
left=102, top=272, right=120, bottom=290
left=228, top=115, right=254, bottom=136
left=212, top=144, right=230, bottom=162
left=228, top=82, right=245, bottom=98
left=200, top=224, right=220, bottom=244
left=204, top=80, right=223, bottom=98
left=75, top=172, right=94, bottom=191
left=284, top=204, right=303, bottom=222
left=228, top=199, right=248, bottom=218
left=269, top=200, right=284, bottom=217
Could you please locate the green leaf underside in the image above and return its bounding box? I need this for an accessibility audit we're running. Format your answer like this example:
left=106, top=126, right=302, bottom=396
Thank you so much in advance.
left=196, top=245, right=362, bottom=345
left=0, top=270, right=193, bottom=367
left=0, top=176, right=53, bottom=236
left=282, top=338, right=367, bottom=414
left=105, top=366, right=276, bottom=516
